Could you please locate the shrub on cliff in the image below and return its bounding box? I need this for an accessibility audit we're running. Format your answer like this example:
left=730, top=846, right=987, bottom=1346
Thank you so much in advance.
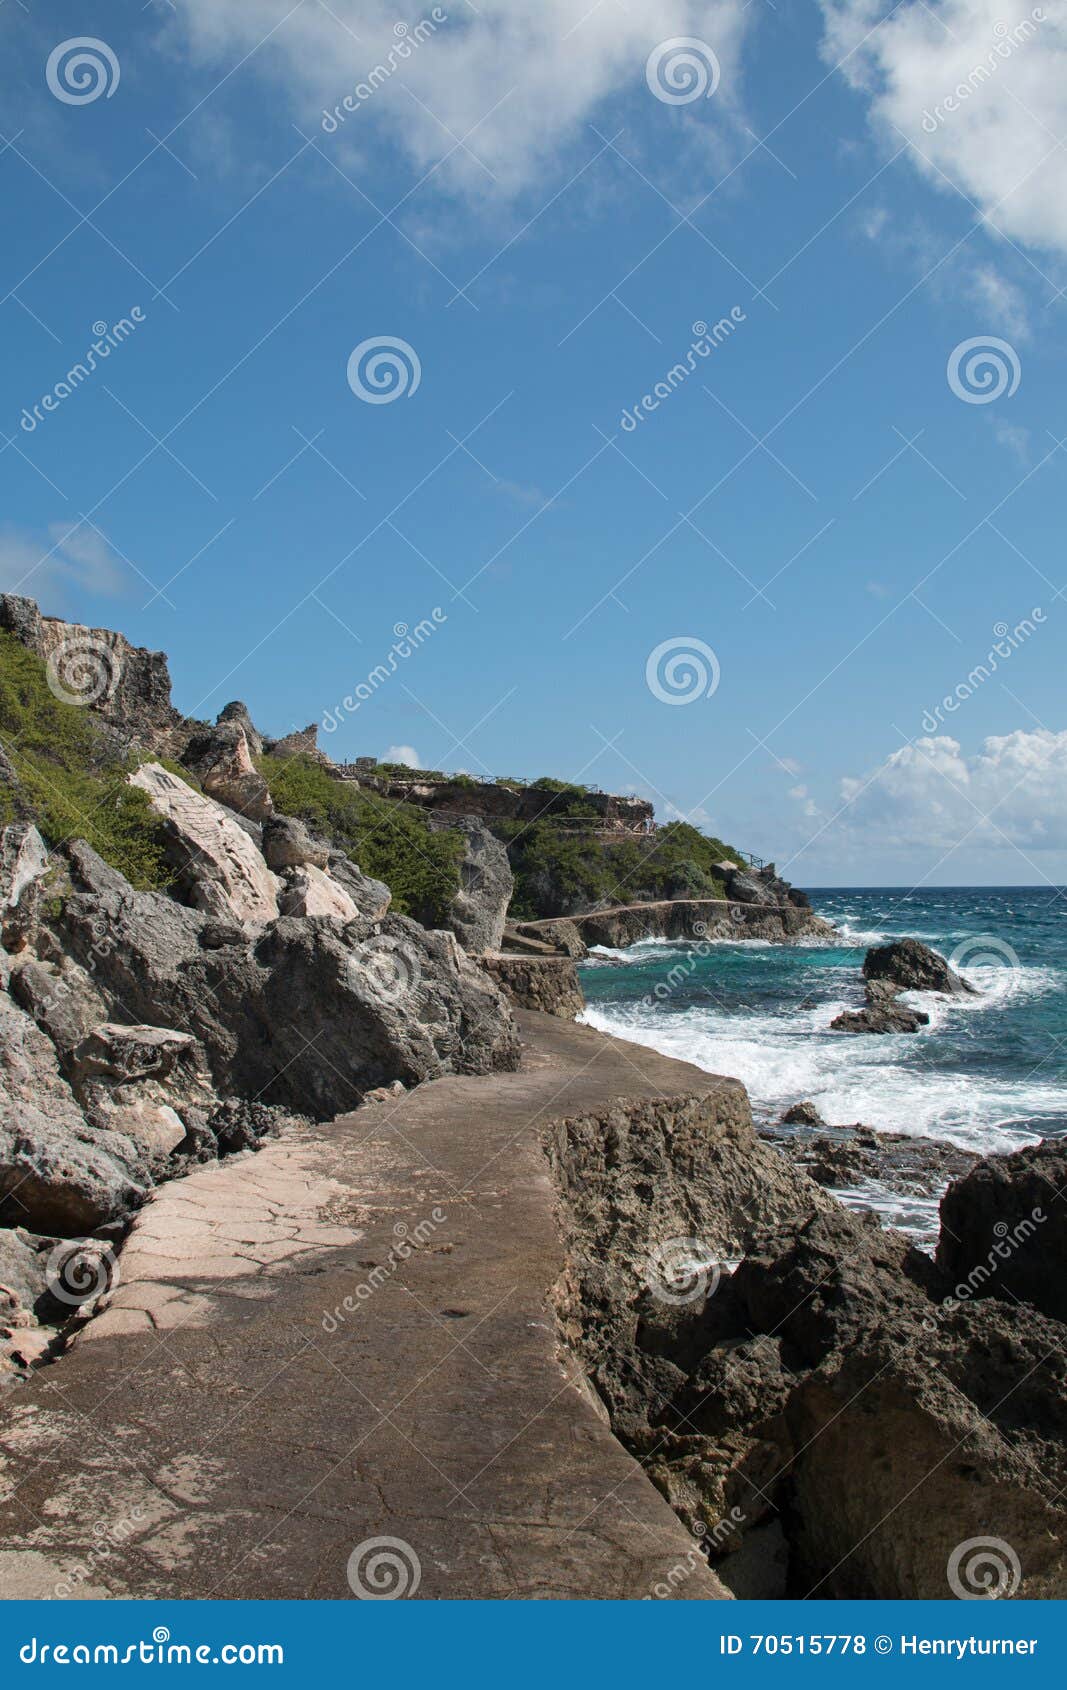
left=0, top=632, right=171, bottom=889
left=499, top=818, right=739, bottom=920
left=258, top=753, right=463, bottom=925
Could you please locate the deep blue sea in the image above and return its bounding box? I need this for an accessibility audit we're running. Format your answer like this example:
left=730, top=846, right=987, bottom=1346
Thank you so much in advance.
left=579, top=888, right=1067, bottom=1236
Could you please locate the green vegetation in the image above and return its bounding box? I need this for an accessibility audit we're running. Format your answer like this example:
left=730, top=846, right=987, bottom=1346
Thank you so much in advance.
left=258, top=754, right=463, bottom=925
left=0, top=631, right=172, bottom=889
left=497, top=818, right=741, bottom=921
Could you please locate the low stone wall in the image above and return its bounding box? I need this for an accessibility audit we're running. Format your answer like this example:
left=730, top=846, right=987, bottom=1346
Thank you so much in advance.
left=527, top=899, right=834, bottom=950
left=480, top=954, right=585, bottom=1019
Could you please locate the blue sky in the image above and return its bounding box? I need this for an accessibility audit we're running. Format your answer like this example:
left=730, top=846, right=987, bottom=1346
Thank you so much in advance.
left=2, top=0, right=1066, bottom=885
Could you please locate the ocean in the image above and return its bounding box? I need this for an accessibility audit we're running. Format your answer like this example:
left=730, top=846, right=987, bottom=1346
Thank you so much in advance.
left=579, top=886, right=1067, bottom=1240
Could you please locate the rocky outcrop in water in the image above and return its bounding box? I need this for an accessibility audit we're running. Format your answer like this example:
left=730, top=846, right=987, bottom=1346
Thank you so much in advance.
left=525, top=896, right=834, bottom=950
left=831, top=938, right=972, bottom=1034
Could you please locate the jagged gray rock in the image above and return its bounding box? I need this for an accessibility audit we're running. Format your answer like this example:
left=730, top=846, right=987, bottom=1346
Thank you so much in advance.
left=444, top=818, right=513, bottom=954
left=261, top=814, right=329, bottom=871
left=0, top=987, right=144, bottom=1234
left=936, top=1139, right=1067, bottom=1324
left=0, top=823, right=49, bottom=953
left=53, top=840, right=519, bottom=1118
left=863, top=938, right=975, bottom=997
left=0, top=595, right=185, bottom=755
left=182, top=720, right=274, bottom=823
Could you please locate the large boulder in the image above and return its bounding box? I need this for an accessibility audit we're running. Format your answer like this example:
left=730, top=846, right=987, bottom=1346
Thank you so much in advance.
left=936, top=1140, right=1067, bottom=1324
left=444, top=818, right=513, bottom=954
left=863, top=938, right=975, bottom=997
left=53, top=841, right=520, bottom=1118
left=0, top=823, right=49, bottom=953
left=182, top=720, right=273, bottom=823
left=128, top=763, right=280, bottom=925
left=261, top=814, right=329, bottom=871
left=325, top=853, right=391, bottom=921
left=0, top=987, right=143, bottom=1233
left=276, top=864, right=360, bottom=921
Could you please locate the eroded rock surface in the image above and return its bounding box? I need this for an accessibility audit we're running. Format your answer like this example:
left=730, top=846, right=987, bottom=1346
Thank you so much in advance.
left=129, top=763, right=281, bottom=925
left=937, top=1140, right=1067, bottom=1324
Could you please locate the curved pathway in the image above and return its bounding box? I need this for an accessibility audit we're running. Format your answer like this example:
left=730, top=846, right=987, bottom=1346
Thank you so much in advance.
left=0, top=1014, right=732, bottom=1601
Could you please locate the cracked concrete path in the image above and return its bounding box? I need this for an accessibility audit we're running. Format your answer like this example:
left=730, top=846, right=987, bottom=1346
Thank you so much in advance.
left=0, top=1013, right=732, bottom=1600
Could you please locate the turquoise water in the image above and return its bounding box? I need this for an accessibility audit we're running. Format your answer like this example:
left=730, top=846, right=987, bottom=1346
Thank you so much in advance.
left=580, top=889, right=1067, bottom=1204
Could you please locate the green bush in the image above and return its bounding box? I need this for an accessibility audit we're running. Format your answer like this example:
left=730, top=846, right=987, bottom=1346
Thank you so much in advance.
left=258, top=754, right=463, bottom=925
left=497, top=817, right=739, bottom=920
left=0, top=632, right=171, bottom=889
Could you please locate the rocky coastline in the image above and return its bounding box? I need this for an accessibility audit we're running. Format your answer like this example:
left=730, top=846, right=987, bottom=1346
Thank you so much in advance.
left=0, top=596, right=1063, bottom=1602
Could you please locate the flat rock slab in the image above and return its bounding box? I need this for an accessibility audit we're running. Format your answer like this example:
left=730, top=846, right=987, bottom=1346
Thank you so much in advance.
left=0, top=1014, right=732, bottom=1601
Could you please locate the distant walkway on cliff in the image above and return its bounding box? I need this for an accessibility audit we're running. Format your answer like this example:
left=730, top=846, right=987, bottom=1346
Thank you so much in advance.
left=0, top=1015, right=730, bottom=1602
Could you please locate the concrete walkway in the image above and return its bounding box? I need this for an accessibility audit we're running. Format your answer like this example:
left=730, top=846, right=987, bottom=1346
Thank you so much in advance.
left=0, top=1014, right=732, bottom=1601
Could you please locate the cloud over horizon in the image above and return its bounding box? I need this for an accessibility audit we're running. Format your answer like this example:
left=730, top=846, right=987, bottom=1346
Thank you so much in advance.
left=837, top=729, right=1067, bottom=859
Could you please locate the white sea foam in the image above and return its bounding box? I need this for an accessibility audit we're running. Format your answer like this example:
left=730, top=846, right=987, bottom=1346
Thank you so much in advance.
left=579, top=996, right=1058, bottom=1158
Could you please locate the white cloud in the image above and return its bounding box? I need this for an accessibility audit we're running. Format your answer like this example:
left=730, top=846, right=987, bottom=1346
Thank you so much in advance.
left=819, top=1, right=1067, bottom=257
left=384, top=743, right=422, bottom=767
left=837, top=730, right=1067, bottom=854
left=989, top=416, right=1031, bottom=464
left=166, top=0, right=751, bottom=201
left=967, top=262, right=1031, bottom=340
left=0, top=523, right=128, bottom=612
